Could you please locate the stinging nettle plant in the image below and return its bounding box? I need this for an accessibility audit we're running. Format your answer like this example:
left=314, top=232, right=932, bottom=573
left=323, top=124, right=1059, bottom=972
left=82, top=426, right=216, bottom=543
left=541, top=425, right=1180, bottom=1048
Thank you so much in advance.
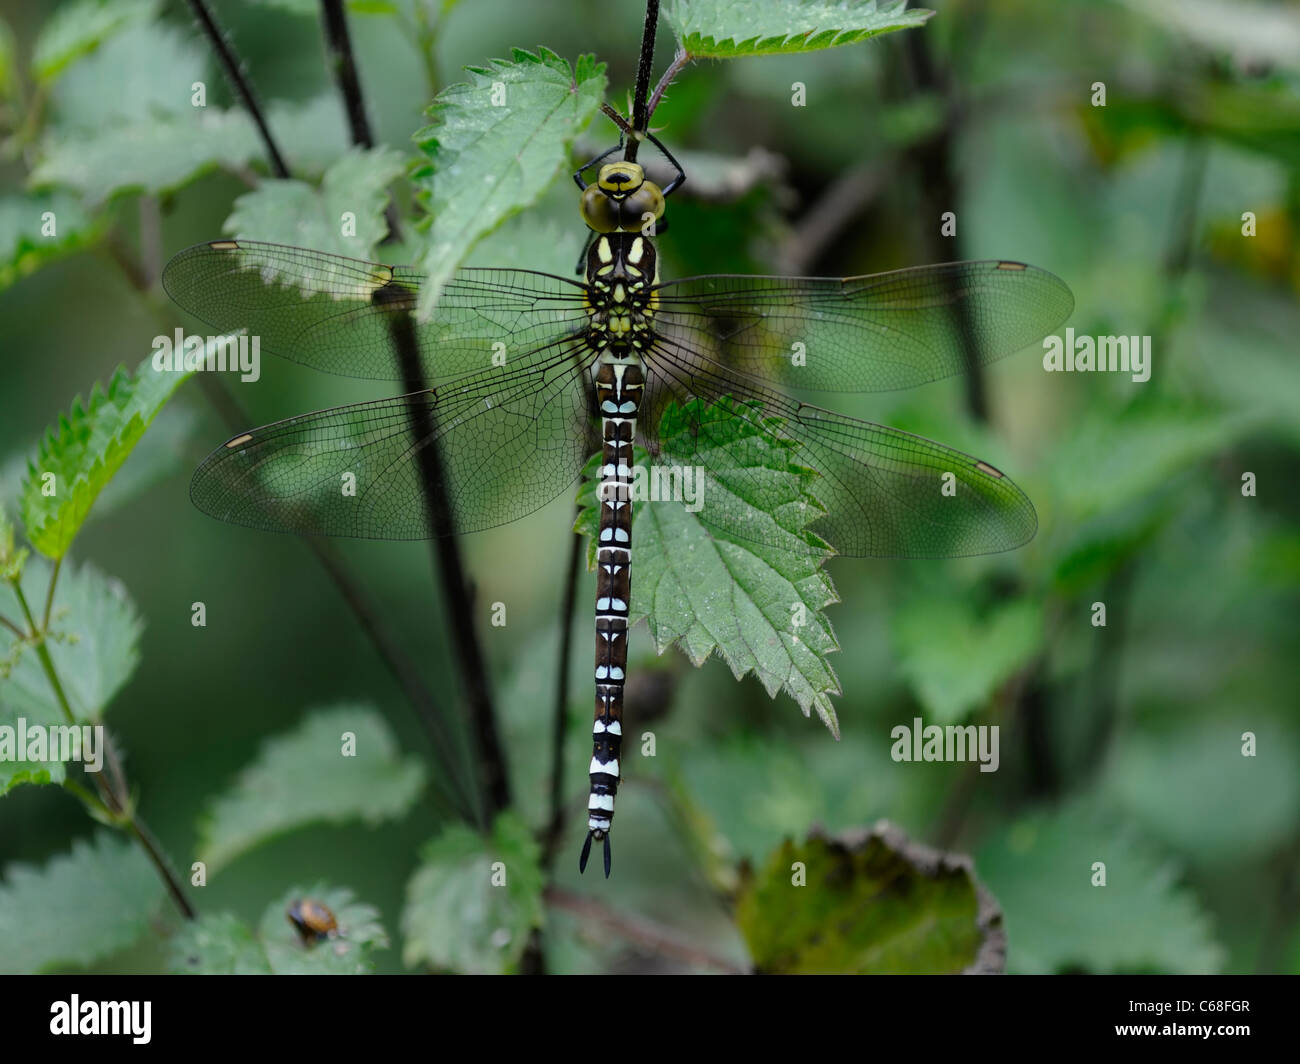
left=0, top=0, right=1162, bottom=977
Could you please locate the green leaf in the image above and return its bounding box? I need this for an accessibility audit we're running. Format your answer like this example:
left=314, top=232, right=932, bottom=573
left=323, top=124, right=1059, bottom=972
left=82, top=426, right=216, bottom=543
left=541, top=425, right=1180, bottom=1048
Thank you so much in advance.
left=258, top=885, right=388, bottom=974
left=0, top=832, right=164, bottom=973
left=736, top=825, right=1005, bottom=974
left=666, top=0, right=932, bottom=59
left=0, top=194, right=103, bottom=292
left=31, top=93, right=350, bottom=206
left=224, top=147, right=408, bottom=258
left=170, top=885, right=389, bottom=974
left=575, top=398, right=841, bottom=733
left=411, top=47, right=605, bottom=317
left=0, top=558, right=142, bottom=771
left=31, top=0, right=159, bottom=85
left=198, top=704, right=426, bottom=873
left=47, top=21, right=204, bottom=130
left=402, top=812, right=543, bottom=973
left=891, top=594, right=1043, bottom=723
left=32, top=108, right=253, bottom=205
left=976, top=801, right=1224, bottom=974
left=1044, top=400, right=1256, bottom=522
left=1100, top=721, right=1300, bottom=863
left=20, top=352, right=192, bottom=559
left=167, top=913, right=272, bottom=975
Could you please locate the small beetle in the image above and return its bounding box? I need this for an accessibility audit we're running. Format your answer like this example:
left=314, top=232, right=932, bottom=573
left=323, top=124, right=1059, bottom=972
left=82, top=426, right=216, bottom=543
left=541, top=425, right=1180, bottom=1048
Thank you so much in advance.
left=287, top=898, right=338, bottom=945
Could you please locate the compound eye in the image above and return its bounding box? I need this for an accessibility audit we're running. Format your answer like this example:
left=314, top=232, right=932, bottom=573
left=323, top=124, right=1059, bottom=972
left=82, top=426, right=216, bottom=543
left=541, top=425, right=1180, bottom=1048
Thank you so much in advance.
left=621, top=182, right=665, bottom=229
left=580, top=185, right=620, bottom=233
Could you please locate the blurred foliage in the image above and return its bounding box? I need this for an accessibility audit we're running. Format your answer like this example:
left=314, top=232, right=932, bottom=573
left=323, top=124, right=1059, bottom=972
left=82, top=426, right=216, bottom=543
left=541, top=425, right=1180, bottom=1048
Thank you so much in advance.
left=0, top=0, right=1297, bottom=976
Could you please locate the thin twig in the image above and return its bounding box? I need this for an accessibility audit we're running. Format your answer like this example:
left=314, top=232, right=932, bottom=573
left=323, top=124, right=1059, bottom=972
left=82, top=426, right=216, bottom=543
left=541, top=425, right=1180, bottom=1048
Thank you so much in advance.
left=129, top=817, right=197, bottom=920
left=183, top=0, right=290, bottom=178
left=541, top=525, right=584, bottom=870
left=15, top=579, right=197, bottom=919
left=317, top=1, right=404, bottom=244
left=40, top=556, right=60, bottom=630
left=546, top=887, right=747, bottom=973
left=625, top=0, right=662, bottom=161
left=384, top=321, right=508, bottom=828
left=0, top=614, right=25, bottom=638
left=646, top=48, right=690, bottom=124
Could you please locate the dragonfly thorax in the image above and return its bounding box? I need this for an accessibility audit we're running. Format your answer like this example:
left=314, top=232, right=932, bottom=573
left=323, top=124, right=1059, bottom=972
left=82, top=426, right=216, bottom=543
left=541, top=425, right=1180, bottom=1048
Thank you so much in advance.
left=583, top=232, right=659, bottom=351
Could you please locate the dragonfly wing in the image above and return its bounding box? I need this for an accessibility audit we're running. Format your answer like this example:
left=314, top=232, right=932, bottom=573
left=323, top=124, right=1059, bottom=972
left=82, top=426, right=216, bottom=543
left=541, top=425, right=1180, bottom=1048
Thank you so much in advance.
left=163, top=240, right=590, bottom=383
left=190, top=341, right=595, bottom=539
left=643, top=334, right=1036, bottom=559
left=652, top=260, right=1073, bottom=394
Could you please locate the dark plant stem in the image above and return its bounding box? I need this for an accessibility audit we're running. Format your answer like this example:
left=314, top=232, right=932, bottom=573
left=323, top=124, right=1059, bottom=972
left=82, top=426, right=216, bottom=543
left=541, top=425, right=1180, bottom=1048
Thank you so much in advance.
left=183, top=0, right=290, bottom=178
left=624, top=0, right=661, bottom=161
left=541, top=524, right=584, bottom=870
left=318, top=0, right=402, bottom=240
left=546, top=887, right=746, bottom=973
left=129, top=818, right=198, bottom=921
left=387, top=318, right=510, bottom=828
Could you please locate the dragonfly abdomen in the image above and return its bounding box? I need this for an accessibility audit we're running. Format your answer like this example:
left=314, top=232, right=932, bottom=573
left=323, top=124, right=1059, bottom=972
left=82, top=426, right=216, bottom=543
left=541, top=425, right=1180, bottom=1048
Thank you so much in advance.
left=581, top=350, right=645, bottom=877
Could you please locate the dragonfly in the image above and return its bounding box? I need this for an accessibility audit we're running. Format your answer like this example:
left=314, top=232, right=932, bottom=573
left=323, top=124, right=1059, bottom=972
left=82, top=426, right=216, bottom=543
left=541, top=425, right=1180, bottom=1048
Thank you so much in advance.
left=162, top=139, right=1073, bottom=878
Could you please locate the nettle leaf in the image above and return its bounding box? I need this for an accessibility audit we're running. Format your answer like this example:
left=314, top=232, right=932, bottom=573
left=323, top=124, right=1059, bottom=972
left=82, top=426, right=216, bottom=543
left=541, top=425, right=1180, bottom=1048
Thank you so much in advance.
left=0, top=557, right=141, bottom=753
left=666, top=0, right=932, bottom=59
left=20, top=353, right=191, bottom=559
left=1044, top=400, right=1256, bottom=522
left=33, top=108, right=253, bottom=205
left=575, top=398, right=841, bottom=733
left=224, top=147, right=407, bottom=257
left=1100, top=720, right=1300, bottom=864
left=198, top=704, right=426, bottom=873
left=32, top=92, right=349, bottom=206
left=402, top=812, right=544, bottom=974
left=411, top=47, right=605, bottom=317
left=170, top=884, right=389, bottom=975
left=0, top=194, right=102, bottom=292
left=30, top=0, right=159, bottom=85
left=891, top=594, right=1043, bottom=723
left=167, top=913, right=271, bottom=975
left=976, top=801, right=1224, bottom=974
left=47, top=21, right=203, bottom=131
left=0, top=832, right=164, bottom=974
left=736, top=824, right=1005, bottom=974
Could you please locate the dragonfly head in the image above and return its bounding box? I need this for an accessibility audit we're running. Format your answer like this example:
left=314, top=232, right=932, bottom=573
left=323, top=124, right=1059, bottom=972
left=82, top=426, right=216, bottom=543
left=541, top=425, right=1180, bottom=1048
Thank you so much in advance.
left=580, top=161, right=667, bottom=234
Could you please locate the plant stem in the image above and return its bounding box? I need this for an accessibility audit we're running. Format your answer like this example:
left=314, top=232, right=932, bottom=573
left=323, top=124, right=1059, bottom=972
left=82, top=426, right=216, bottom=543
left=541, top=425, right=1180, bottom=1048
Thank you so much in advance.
left=546, top=887, right=746, bottom=973
left=646, top=49, right=689, bottom=124
left=625, top=0, right=662, bottom=161
left=317, top=1, right=403, bottom=239
left=40, top=556, right=60, bottom=629
left=15, top=574, right=197, bottom=918
left=183, top=0, right=291, bottom=178
left=541, top=524, right=583, bottom=870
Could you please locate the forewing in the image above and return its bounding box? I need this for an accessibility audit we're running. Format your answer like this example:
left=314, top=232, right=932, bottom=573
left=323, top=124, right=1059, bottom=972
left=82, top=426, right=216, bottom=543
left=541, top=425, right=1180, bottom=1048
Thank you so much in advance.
left=163, top=239, right=590, bottom=383
left=652, top=260, right=1073, bottom=394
